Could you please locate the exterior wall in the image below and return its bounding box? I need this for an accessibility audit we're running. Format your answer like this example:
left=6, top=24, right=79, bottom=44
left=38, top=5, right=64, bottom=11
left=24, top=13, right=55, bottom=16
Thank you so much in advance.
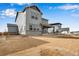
left=7, top=26, right=18, bottom=34
left=61, top=28, right=69, bottom=34
left=53, top=25, right=61, bottom=33
left=48, top=28, right=53, bottom=33
left=42, top=20, right=48, bottom=25
left=26, top=30, right=42, bottom=35
left=16, top=12, right=26, bottom=35
left=48, top=24, right=61, bottom=33
left=42, top=19, right=48, bottom=25
left=25, top=8, right=42, bottom=35
left=41, top=18, right=49, bottom=33
left=42, top=28, right=48, bottom=33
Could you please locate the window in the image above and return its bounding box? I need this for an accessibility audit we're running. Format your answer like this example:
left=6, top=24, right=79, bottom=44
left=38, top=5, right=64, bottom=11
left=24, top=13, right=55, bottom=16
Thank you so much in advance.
left=31, top=16, right=38, bottom=20
left=31, top=12, right=38, bottom=20
left=31, top=16, right=34, bottom=19
left=29, top=25, right=32, bottom=30
left=37, top=28, right=39, bottom=31
left=29, top=27, right=32, bottom=30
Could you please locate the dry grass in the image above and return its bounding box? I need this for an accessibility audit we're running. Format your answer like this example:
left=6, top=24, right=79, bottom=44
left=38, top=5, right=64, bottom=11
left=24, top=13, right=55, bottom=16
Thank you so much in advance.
left=0, top=35, right=48, bottom=55
left=42, top=34, right=79, bottom=39
left=56, top=35, right=79, bottom=39
left=0, top=35, right=79, bottom=56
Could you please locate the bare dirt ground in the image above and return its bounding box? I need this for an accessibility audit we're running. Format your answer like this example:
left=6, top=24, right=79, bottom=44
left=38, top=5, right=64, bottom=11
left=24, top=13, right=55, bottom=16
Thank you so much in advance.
left=0, top=35, right=79, bottom=56
left=0, top=35, right=48, bottom=56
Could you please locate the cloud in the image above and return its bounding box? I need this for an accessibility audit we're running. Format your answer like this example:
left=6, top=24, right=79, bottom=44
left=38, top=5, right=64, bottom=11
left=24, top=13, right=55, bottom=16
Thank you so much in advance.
left=10, top=3, right=36, bottom=7
left=56, top=4, right=79, bottom=10
left=10, top=3, right=27, bottom=6
left=1, top=9, right=16, bottom=17
left=17, top=3, right=27, bottom=5
left=26, top=3, right=35, bottom=5
left=49, top=6, right=53, bottom=10
left=71, top=10, right=76, bottom=12
left=71, top=13, right=79, bottom=17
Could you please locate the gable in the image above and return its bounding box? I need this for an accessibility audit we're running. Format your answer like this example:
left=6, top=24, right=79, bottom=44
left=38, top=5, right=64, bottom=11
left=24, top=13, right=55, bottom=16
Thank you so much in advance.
left=15, top=12, right=24, bottom=22
left=23, top=6, right=42, bottom=15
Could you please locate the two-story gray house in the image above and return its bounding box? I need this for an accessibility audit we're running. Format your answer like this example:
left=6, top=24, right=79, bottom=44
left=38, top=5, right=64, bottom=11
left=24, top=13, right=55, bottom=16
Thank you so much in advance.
left=7, top=5, right=50, bottom=35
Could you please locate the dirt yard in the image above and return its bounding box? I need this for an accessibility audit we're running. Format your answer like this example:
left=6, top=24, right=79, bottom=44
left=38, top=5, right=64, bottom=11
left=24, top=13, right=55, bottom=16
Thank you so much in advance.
left=0, top=35, right=48, bottom=55
left=0, top=35, right=79, bottom=56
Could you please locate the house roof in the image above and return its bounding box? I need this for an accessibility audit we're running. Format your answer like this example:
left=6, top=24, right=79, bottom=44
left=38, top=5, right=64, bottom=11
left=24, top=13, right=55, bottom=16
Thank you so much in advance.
left=15, top=12, right=24, bottom=22
left=7, top=24, right=18, bottom=27
left=23, top=5, right=43, bottom=15
left=15, top=12, right=19, bottom=22
left=42, top=18, right=48, bottom=21
left=40, top=23, right=51, bottom=28
left=50, top=23, right=62, bottom=25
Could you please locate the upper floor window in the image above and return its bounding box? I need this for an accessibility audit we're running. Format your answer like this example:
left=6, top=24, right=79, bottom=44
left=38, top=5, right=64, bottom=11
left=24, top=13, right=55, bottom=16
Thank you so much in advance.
left=31, top=12, right=38, bottom=20
left=31, top=16, right=35, bottom=19
left=31, top=16, right=38, bottom=20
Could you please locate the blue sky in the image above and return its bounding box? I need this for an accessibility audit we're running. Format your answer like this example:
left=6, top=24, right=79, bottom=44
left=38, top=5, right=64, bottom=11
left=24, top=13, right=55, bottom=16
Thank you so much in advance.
left=0, top=3, right=79, bottom=32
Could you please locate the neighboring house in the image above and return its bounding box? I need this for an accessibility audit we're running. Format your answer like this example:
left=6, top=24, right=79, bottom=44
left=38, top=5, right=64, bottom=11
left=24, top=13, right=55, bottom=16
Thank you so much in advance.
left=7, top=5, right=50, bottom=35
left=48, top=23, right=70, bottom=34
left=49, top=23, right=62, bottom=34
left=70, top=31, right=79, bottom=35
left=7, top=24, right=18, bottom=34
left=61, top=28, right=69, bottom=34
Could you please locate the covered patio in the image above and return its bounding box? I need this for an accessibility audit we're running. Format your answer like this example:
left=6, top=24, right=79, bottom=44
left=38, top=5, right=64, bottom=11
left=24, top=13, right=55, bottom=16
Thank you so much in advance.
left=40, top=23, right=51, bottom=33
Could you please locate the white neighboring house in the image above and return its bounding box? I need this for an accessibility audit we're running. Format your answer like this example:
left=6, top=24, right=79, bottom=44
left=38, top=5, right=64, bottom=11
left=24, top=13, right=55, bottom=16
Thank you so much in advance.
left=7, top=5, right=50, bottom=35
left=70, top=31, right=79, bottom=35
left=48, top=23, right=70, bottom=34
left=61, top=28, right=70, bottom=34
left=48, top=23, right=62, bottom=34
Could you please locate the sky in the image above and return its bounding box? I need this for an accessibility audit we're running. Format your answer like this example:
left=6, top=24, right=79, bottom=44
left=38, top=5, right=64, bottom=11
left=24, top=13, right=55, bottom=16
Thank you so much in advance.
left=0, top=3, right=79, bottom=32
